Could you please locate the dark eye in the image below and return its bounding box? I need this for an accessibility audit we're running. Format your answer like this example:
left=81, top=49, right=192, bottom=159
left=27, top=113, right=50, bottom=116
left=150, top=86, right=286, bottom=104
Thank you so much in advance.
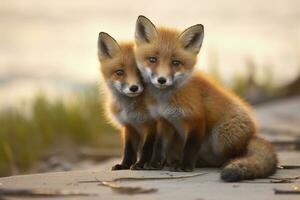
left=148, top=57, right=157, bottom=63
left=171, top=60, right=181, bottom=67
left=115, top=69, right=124, bottom=76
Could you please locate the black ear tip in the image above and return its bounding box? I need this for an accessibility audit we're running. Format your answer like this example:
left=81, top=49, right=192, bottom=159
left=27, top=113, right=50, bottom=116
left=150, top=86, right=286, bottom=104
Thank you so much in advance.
left=98, top=32, right=105, bottom=40
left=98, top=32, right=115, bottom=43
left=194, top=24, right=204, bottom=31
left=98, top=32, right=110, bottom=47
left=137, top=15, right=151, bottom=24
left=137, top=15, right=147, bottom=20
left=99, top=32, right=109, bottom=37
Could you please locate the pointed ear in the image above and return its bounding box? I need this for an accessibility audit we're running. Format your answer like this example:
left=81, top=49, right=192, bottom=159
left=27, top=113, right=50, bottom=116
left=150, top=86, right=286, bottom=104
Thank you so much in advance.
left=135, top=15, right=158, bottom=43
left=98, top=32, right=121, bottom=60
left=179, top=24, right=204, bottom=53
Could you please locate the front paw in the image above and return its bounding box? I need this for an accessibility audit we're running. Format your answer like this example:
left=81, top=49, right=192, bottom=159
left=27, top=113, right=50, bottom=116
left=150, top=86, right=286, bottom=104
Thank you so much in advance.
left=181, top=163, right=194, bottom=172
left=144, top=161, right=164, bottom=170
left=181, top=166, right=194, bottom=172
left=130, top=162, right=144, bottom=170
left=169, top=163, right=194, bottom=172
left=112, top=164, right=130, bottom=170
left=168, top=163, right=182, bottom=172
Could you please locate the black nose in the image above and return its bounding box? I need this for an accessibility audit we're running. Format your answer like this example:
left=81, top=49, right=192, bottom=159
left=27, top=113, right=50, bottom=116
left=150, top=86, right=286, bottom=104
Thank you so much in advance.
left=129, top=85, right=139, bottom=92
left=157, top=77, right=167, bottom=84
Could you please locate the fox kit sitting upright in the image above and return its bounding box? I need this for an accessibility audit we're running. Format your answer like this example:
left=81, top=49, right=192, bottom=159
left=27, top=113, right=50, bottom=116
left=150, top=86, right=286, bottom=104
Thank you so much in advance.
left=134, top=16, right=277, bottom=181
left=97, top=32, right=156, bottom=170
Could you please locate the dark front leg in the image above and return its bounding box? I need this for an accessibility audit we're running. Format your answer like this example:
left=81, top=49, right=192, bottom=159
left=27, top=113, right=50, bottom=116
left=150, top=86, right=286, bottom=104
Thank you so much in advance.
left=178, top=120, right=205, bottom=172
left=165, top=133, right=183, bottom=171
left=180, top=131, right=203, bottom=171
left=131, top=122, right=156, bottom=170
left=147, top=119, right=175, bottom=170
left=112, top=126, right=139, bottom=170
left=147, top=134, right=166, bottom=169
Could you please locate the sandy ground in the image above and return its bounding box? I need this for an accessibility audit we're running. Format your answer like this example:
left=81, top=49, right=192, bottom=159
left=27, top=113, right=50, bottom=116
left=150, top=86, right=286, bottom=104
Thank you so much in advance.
left=0, top=153, right=299, bottom=200
left=0, top=96, right=299, bottom=200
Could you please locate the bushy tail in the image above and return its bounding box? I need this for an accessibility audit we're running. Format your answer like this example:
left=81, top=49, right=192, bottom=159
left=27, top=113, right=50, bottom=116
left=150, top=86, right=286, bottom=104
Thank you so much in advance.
left=221, top=136, right=277, bottom=182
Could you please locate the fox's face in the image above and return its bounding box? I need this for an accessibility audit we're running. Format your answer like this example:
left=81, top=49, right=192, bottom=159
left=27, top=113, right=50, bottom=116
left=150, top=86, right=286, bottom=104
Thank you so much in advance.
left=134, top=16, right=204, bottom=89
left=98, top=33, right=143, bottom=97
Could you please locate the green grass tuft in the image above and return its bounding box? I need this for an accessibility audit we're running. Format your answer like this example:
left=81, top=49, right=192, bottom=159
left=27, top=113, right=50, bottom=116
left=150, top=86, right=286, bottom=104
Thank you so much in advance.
left=0, top=85, right=118, bottom=176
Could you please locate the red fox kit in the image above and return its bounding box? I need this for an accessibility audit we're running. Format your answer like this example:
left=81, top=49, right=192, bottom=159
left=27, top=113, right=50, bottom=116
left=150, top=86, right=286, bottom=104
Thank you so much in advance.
left=98, top=32, right=156, bottom=170
left=134, top=16, right=277, bottom=181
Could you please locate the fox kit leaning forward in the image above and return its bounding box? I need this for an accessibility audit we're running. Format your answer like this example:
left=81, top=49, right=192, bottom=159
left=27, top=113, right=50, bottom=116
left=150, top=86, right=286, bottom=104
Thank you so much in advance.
left=98, top=32, right=156, bottom=170
left=134, top=16, right=277, bottom=181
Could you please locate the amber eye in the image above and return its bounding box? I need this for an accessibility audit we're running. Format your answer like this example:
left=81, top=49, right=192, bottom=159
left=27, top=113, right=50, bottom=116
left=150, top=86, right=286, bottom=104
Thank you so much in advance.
left=171, top=60, right=181, bottom=67
left=148, top=57, right=157, bottom=63
left=115, top=69, right=124, bottom=76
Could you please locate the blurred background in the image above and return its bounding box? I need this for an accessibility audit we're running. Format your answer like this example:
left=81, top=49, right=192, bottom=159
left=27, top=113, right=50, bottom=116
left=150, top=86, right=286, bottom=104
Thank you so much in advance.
left=0, top=0, right=299, bottom=177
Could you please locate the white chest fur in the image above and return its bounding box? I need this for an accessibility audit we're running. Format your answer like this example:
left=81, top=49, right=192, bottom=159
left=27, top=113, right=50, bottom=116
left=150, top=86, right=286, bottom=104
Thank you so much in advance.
left=154, top=103, right=186, bottom=119
left=113, top=105, right=150, bottom=135
left=115, top=108, right=149, bottom=124
left=149, top=101, right=187, bottom=138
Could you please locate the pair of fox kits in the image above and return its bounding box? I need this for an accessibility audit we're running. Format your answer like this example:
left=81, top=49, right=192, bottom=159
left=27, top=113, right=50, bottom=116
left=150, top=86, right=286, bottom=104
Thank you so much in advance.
left=97, top=16, right=277, bottom=182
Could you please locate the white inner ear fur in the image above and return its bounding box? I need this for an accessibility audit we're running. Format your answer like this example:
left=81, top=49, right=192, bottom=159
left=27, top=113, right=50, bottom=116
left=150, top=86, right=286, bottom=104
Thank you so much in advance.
left=135, top=16, right=158, bottom=43
left=179, top=24, right=204, bottom=53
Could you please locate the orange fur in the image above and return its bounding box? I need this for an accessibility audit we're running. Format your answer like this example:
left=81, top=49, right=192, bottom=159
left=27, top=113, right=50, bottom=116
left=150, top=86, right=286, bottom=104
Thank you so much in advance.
left=134, top=16, right=277, bottom=180
left=98, top=33, right=156, bottom=170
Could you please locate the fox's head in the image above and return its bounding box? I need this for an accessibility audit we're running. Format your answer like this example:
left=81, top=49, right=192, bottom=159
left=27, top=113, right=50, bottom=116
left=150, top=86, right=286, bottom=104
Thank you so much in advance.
left=134, top=16, right=204, bottom=89
left=98, top=32, right=143, bottom=97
